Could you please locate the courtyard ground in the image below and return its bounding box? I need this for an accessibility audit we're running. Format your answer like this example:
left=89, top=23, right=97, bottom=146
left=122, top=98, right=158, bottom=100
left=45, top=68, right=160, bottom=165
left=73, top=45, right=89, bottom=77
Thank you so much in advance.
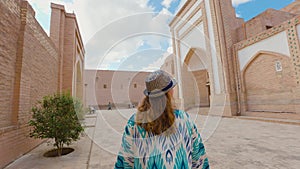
left=4, top=109, right=300, bottom=169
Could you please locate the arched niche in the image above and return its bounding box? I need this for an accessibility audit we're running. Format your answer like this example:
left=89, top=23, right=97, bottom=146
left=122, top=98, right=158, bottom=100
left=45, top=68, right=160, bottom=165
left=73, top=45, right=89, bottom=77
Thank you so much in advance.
left=182, top=48, right=211, bottom=109
left=241, top=51, right=296, bottom=113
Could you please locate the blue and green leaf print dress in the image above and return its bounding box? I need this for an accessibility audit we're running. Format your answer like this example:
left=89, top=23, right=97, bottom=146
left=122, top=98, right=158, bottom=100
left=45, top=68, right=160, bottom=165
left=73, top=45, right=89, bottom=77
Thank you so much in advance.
left=115, top=110, right=209, bottom=169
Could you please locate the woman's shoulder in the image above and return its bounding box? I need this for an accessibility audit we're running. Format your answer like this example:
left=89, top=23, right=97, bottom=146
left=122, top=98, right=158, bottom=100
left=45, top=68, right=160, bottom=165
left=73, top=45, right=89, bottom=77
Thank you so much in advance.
left=126, top=113, right=136, bottom=127
left=173, top=109, right=190, bottom=120
left=122, top=113, right=136, bottom=136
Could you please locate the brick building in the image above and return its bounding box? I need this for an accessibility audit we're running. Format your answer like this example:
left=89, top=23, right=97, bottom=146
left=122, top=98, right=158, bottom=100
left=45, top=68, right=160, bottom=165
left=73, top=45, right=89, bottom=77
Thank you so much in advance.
left=0, top=1, right=84, bottom=167
left=84, top=70, right=150, bottom=109
left=164, top=0, right=300, bottom=119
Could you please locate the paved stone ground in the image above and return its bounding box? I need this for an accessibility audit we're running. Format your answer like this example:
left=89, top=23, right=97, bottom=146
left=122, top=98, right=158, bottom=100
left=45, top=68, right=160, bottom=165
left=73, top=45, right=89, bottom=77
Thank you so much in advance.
left=5, top=109, right=300, bottom=169
left=4, top=135, right=91, bottom=169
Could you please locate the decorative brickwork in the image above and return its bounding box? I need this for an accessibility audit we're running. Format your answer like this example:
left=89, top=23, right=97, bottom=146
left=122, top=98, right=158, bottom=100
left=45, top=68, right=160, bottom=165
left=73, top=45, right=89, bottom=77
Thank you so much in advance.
left=236, top=16, right=300, bottom=86
left=236, top=16, right=300, bottom=50
left=286, top=19, right=300, bottom=85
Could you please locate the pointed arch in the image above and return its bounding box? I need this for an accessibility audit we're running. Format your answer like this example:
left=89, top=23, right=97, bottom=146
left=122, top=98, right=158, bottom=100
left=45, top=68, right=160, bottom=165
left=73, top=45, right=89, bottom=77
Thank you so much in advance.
left=241, top=50, right=290, bottom=75
left=241, top=50, right=296, bottom=113
left=181, top=47, right=211, bottom=109
left=183, top=47, right=208, bottom=70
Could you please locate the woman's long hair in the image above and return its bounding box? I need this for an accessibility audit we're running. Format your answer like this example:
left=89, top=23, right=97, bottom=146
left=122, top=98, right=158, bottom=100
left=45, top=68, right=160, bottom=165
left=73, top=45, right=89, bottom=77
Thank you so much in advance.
left=136, top=92, right=175, bottom=135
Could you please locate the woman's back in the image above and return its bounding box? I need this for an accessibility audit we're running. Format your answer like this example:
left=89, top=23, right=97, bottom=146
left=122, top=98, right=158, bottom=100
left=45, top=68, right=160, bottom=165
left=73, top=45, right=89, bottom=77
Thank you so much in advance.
left=115, top=110, right=209, bottom=169
left=115, top=70, right=209, bottom=168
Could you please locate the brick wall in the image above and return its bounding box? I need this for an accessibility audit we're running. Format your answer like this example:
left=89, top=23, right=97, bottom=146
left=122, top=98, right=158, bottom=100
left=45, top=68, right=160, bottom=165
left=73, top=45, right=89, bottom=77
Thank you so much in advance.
left=192, top=70, right=210, bottom=107
left=242, top=9, right=295, bottom=40
left=0, top=1, right=60, bottom=168
left=181, top=64, right=198, bottom=109
left=216, top=0, right=243, bottom=93
left=181, top=69, right=210, bottom=109
left=50, top=4, right=85, bottom=100
left=20, top=4, right=59, bottom=123
left=244, top=53, right=296, bottom=113
left=62, top=16, right=76, bottom=92
left=281, top=0, right=300, bottom=14
left=0, top=0, right=21, bottom=128
left=128, top=72, right=150, bottom=105
left=235, top=15, right=300, bottom=116
left=211, top=0, right=242, bottom=115
left=85, top=70, right=150, bottom=109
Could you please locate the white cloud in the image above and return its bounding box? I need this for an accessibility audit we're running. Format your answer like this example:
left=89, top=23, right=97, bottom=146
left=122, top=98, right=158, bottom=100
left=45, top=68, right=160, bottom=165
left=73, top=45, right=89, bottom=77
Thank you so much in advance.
left=84, top=5, right=175, bottom=70
left=231, top=0, right=253, bottom=7
left=27, top=0, right=184, bottom=71
left=162, top=0, right=173, bottom=9
left=142, top=46, right=173, bottom=71
left=27, top=0, right=156, bottom=43
left=167, top=46, right=173, bottom=53
left=236, top=12, right=242, bottom=18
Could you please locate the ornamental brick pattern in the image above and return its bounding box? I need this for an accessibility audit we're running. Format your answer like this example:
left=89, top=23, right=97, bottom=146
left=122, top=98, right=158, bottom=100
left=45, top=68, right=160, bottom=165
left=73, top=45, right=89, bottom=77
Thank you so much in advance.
left=236, top=16, right=300, bottom=50
left=286, top=18, right=300, bottom=85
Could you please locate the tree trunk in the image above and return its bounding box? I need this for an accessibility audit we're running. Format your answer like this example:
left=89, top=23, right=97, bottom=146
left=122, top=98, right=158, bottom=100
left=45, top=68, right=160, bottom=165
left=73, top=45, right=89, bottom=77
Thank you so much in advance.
left=57, top=143, right=62, bottom=156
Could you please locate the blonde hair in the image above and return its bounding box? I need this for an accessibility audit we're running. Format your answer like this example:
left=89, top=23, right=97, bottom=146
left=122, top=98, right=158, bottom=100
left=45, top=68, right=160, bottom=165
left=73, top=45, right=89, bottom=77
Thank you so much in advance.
left=136, top=92, right=175, bottom=135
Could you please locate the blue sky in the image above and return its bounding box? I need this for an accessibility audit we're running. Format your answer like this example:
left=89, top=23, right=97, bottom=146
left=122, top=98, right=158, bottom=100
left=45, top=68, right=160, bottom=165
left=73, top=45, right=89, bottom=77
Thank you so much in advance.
left=148, top=0, right=182, bottom=14
left=27, top=0, right=296, bottom=71
left=145, top=0, right=296, bottom=21
left=235, top=0, right=295, bottom=20
left=28, top=0, right=297, bottom=40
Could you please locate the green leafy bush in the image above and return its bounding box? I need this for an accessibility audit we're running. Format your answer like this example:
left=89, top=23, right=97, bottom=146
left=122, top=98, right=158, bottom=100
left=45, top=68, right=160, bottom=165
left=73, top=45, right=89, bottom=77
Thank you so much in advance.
left=29, top=93, right=84, bottom=156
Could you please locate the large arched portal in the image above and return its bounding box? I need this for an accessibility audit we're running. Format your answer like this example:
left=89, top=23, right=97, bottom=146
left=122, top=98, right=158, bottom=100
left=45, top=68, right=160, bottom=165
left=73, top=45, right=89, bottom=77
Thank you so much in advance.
left=169, top=0, right=243, bottom=116
left=182, top=48, right=211, bottom=110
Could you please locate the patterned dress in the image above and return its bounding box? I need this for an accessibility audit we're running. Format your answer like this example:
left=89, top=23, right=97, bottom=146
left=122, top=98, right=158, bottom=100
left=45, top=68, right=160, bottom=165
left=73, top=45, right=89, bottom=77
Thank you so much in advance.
left=114, top=110, right=209, bottom=169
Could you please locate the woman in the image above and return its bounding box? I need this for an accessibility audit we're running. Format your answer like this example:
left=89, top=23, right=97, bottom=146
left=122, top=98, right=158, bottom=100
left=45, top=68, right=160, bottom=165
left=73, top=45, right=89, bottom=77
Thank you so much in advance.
left=115, top=70, right=209, bottom=169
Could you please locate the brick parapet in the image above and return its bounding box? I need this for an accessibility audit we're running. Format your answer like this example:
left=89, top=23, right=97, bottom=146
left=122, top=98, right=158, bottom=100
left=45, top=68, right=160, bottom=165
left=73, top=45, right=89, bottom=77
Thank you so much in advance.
left=236, top=15, right=300, bottom=50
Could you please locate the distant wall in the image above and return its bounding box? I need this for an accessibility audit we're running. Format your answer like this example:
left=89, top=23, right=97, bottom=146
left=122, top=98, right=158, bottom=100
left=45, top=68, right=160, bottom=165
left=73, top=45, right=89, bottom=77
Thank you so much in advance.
left=84, top=70, right=150, bottom=109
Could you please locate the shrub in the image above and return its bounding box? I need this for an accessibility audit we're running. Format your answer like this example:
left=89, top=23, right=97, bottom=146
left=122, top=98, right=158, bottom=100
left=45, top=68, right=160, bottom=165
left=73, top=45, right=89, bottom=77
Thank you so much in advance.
left=29, top=93, right=84, bottom=156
